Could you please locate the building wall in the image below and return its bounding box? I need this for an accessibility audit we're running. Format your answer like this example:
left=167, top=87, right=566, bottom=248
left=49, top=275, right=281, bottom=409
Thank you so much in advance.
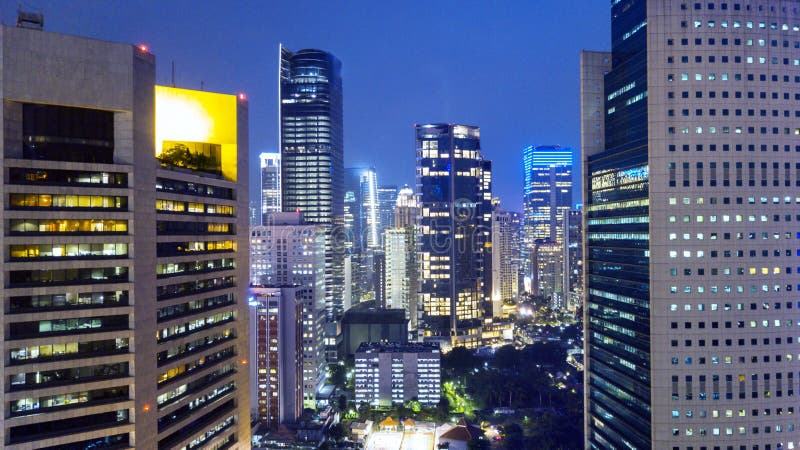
left=260, top=152, right=280, bottom=224
left=586, top=1, right=800, bottom=449
left=251, top=287, right=303, bottom=428
left=353, top=344, right=440, bottom=407
left=279, top=46, right=345, bottom=319
left=0, top=26, right=249, bottom=449
left=416, top=124, right=491, bottom=349
left=250, top=219, right=326, bottom=408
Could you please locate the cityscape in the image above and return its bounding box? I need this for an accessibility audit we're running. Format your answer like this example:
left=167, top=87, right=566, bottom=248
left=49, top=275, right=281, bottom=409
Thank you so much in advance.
left=0, top=1, right=797, bottom=450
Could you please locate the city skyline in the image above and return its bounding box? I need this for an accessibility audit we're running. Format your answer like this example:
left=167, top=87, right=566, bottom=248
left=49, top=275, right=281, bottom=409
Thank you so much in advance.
left=0, top=1, right=610, bottom=208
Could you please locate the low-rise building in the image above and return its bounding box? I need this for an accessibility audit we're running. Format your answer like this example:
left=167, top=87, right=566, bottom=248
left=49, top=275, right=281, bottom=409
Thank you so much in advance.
left=354, top=342, right=441, bottom=407
left=338, top=300, right=408, bottom=359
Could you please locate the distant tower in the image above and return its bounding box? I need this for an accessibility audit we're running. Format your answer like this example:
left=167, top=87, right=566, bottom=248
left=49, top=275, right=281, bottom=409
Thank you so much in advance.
left=394, top=184, right=418, bottom=228
left=260, top=152, right=281, bottom=224
left=522, top=145, right=572, bottom=303
left=491, top=203, right=520, bottom=317
left=377, top=185, right=398, bottom=244
left=344, top=167, right=379, bottom=252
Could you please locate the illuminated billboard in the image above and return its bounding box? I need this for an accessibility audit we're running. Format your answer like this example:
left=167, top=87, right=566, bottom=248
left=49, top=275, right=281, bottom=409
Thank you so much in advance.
left=155, top=85, right=238, bottom=182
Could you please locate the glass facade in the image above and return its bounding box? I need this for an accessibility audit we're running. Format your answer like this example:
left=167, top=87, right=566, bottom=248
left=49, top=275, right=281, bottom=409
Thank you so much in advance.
left=416, top=124, right=492, bottom=349
left=586, top=1, right=800, bottom=449
left=260, top=152, right=281, bottom=224
left=279, top=46, right=345, bottom=318
left=585, top=1, right=651, bottom=448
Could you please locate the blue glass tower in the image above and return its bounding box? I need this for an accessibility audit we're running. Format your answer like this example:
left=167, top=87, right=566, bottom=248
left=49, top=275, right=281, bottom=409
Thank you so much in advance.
left=416, top=124, right=492, bottom=349
left=583, top=1, right=650, bottom=448
left=522, top=145, right=573, bottom=241
left=279, top=46, right=345, bottom=318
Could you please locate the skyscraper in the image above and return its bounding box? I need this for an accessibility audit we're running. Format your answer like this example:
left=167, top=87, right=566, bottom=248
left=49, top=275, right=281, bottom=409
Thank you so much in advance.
left=250, top=286, right=303, bottom=428
left=260, top=152, right=281, bottom=224
left=583, top=2, right=800, bottom=449
left=522, top=145, right=573, bottom=243
left=384, top=185, right=419, bottom=330
left=394, top=184, right=418, bottom=228
left=279, top=46, right=345, bottom=319
left=378, top=184, right=399, bottom=243
left=522, top=145, right=573, bottom=303
left=491, top=204, right=520, bottom=317
left=250, top=212, right=326, bottom=408
left=344, top=167, right=379, bottom=252
left=0, top=24, right=250, bottom=449
left=416, top=124, right=492, bottom=349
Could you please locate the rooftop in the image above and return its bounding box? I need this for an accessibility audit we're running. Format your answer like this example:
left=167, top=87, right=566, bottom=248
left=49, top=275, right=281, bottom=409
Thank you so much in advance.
left=355, top=341, right=440, bottom=354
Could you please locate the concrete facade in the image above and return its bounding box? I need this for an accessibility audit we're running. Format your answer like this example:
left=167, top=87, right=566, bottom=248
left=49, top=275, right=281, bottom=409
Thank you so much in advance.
left=0, top=25, right=250, bottom=449
left=353, top=342, right=441, bottom=407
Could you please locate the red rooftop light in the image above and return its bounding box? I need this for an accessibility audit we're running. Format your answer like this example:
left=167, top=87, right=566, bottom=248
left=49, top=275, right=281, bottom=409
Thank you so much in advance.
left=238, top=92, right=247, bottom=101
left=137, top=44, right=149, bottom=53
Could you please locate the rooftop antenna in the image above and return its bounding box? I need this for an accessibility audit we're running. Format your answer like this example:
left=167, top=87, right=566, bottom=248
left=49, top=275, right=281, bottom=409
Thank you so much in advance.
left=17, top=2, right=43, bottom=30
left=200, top=80, right=205, bottom=91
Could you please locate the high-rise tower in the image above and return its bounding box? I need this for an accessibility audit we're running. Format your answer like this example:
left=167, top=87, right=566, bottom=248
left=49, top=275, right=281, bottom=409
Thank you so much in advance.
left=0, top=25, right=250, bottom=449
left=416, top=124, right=492, bottom=349
left=260, top=152, right=281, bottom=224
left=583, top=2, right=800, bottom=448
left=522, top=145, right=573, bottom=243
left=279, top=46, right=345, bottom=319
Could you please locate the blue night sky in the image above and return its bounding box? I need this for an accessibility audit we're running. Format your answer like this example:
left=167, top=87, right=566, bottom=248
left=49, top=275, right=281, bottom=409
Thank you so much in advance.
left=4, top=1, right=609, bottom=211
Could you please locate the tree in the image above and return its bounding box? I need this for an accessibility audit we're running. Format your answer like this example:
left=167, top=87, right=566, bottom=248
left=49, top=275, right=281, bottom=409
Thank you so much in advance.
left=405, top=397, right=422, bottom=413
left=443, top=346, right=481, bottom=379
left=337, top=394, right=347, bottom=412
left=466, top=436, right=490, bottom=450
left=328, top=363, right=346, bottom=388
left=328, top=423, right=346, bottom=443
left=503, top=423, right=524, bottom=450
left=492, top=345, right=518, bottom=371
left=436, top=397, right=451, bottom=421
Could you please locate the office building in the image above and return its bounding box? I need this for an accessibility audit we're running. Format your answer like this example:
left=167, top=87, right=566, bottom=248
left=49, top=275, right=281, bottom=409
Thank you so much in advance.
left=250, top=286, right=303, bottom=429
left=378, top=184, right=399, bottom=243
left=344, top=167, right=380, bottom=252
left=373, top=250, right=386, bottom=307
left=250, top=212, right=326, bottom=408
left=583, top=2, right=800, bottom=448
left=384, top=227, right=417, bottom=328
left=564, top=209, right=583, bottom=313
left=416, top=124, right=492, bottom=349
left=279, top=46, right=345, bottom=319
left=491, top=204, right=520, bottom=317
left=260, top=152, right=281, bottom=224
left=394, top=184, right=418, bottom=228
left=522, top=145, right=573, bottom=241
left=338, top=301, right=408, bottom=359
left=354, top=343, right=440, bottom=407
left=0, top=25, right=250, bottom=449
left=532, top=239, right=564, bottom=310
left=522, top=145, right=572, bottom=296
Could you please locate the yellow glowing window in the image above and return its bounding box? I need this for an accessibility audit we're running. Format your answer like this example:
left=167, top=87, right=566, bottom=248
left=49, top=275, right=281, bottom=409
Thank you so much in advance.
left=155, top=86, right=238, bottom=182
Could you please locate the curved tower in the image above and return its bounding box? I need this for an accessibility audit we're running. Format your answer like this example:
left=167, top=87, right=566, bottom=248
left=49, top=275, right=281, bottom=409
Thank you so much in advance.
left=279, top=46, right=344, bottom=319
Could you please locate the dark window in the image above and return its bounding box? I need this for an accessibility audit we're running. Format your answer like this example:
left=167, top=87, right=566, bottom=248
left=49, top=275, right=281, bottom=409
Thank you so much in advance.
left=22, top=104, right=114, bottom=163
